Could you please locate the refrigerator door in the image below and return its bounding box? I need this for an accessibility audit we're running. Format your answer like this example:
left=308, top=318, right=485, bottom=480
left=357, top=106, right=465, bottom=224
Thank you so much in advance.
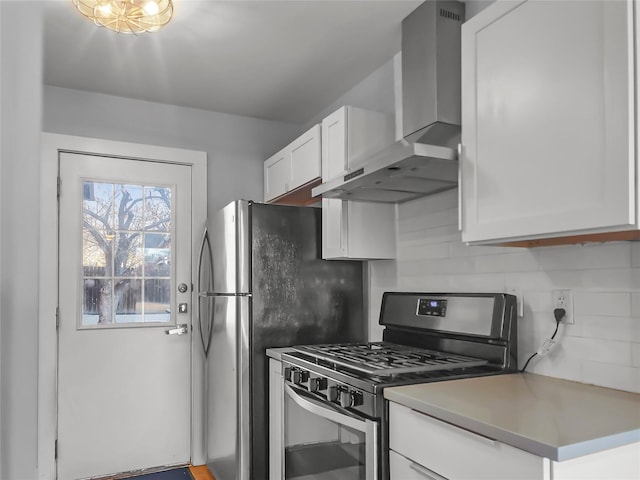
left=206, top=294, right=250, bottom=480
left=210, top=200, right=251, bottom=295
left=249, top=203, right=365, bottom=480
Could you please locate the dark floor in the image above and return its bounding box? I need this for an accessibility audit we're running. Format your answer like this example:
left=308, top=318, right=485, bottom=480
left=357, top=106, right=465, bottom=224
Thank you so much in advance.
left=127, top=467, right=193, bottom=480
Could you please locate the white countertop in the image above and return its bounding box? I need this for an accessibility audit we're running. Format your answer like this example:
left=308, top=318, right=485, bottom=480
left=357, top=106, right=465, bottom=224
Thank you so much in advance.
left=384, top=373, right=640, bottom=461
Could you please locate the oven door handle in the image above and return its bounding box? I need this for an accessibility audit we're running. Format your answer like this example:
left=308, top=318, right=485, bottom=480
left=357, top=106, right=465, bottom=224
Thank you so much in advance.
left=284, top=385, right=367, bottom=432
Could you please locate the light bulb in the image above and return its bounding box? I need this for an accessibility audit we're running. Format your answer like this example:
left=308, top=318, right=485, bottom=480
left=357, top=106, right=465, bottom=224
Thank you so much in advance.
left=97, top=2, right=112, bottom=15
left=143, top=1, right=160, bottom=15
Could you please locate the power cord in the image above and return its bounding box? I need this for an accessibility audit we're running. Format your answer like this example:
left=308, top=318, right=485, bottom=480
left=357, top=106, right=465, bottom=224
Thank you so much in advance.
left=520, top=308, right=566, bottom=373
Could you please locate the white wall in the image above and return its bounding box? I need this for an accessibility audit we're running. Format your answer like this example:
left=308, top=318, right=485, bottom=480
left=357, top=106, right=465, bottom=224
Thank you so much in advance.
left=43, top=86, right=301, bottom=215
left=1, top=2, right=44, bottom=479
left=301, top=56, right=397, bottom=131
left=369, top=189, right=640, bottom=394
left=464, top=0, right=495, bottom=18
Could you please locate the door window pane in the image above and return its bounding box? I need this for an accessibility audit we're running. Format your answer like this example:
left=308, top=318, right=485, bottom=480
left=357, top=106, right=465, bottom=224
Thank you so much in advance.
left=145, top=187, right=171, bottom=232
left=81, top=181, right=173, bottom=327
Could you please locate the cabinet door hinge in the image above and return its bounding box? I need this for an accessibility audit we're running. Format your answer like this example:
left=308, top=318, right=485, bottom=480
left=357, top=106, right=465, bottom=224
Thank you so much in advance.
left=57, top=176, right=61, bottom=198
left=56, top=307, right=60, bottom=329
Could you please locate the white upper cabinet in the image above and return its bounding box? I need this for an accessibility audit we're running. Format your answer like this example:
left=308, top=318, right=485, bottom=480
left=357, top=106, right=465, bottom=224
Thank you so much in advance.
left=290, top=126, right=321, bottom=190
left=460, top=0, right=636, bottom=244
left=264, top=124, right=321, bottom=204
left=322, top=106, right=394, bottom=180
left=320, top=106, right=397, bottom=260
left=264, top=149, right=290, bottom=201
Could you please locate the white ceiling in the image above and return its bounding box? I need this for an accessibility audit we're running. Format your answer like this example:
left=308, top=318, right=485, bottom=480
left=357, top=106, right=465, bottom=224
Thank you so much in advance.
left=43, top=0, right=422, bottom=124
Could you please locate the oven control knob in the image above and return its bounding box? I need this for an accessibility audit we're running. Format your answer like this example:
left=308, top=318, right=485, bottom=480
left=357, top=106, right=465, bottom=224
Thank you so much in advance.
left=291, top=369, right=308, bottom=385
left=339, top=390, right=354, bottom=408
left=339, top=390, right=363, bottom=409
left=307, top=377, right=327, bottom=393
left=326, top=385, right=338, bottom=402
left=284, top=367, right=293, bottom=382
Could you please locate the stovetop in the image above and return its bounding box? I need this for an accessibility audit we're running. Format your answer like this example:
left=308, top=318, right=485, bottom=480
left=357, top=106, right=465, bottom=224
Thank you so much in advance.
left=291, top=342, right=488, bottom=376
left=281, top=293, right=517, bottom=421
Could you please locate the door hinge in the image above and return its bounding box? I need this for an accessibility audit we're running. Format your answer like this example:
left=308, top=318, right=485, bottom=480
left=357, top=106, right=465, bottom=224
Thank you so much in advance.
left=56, top=307, right=60, bottom=329
left=54, top=439, right=58, bottom=459
left=57, top=176, right=61, bottom=198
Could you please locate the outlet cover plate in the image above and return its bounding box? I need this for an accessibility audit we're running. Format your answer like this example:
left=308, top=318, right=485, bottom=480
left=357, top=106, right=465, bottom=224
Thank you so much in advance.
left=552, top=289, right=574, bottom=324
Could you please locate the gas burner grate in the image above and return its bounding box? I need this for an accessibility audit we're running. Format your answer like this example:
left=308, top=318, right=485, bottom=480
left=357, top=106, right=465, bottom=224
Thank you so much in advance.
left=292, top=342, right=488, bottom=376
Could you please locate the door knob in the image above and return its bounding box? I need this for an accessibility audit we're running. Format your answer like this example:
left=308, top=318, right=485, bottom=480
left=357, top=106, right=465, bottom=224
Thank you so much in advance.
left=165, top=324, right=188, bottom=335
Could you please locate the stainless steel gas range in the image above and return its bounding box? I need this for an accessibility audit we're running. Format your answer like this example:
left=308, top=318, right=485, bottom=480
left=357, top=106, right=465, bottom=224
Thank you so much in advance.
left=277, top=292, right=517, bottom=480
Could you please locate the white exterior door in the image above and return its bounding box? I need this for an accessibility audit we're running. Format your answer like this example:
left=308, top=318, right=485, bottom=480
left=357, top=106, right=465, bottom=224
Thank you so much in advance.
left=57, top=152, right=193, bottom=479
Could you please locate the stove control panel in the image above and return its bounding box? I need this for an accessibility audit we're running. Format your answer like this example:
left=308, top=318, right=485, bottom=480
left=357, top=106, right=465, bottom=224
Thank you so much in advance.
left=284, top=365, right=367, bottom=413
left=417, top=298, right=447, bottom=317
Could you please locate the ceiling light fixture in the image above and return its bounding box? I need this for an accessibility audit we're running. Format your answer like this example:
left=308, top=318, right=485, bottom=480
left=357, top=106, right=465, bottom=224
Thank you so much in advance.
left=72, top=0, right=173, bottom=34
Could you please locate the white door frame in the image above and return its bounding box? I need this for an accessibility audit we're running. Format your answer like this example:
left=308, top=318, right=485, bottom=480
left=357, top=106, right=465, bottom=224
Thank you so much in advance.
left=38, top=133, right=207, bottom=480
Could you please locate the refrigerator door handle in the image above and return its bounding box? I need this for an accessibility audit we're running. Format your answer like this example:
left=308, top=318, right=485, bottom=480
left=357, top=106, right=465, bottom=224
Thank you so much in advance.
left=197, top=228, right=215, bottom=357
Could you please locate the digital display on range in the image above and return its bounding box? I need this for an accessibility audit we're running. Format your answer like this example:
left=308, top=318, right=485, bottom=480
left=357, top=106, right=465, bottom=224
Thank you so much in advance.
left=417, top=298, right=447, bottom=317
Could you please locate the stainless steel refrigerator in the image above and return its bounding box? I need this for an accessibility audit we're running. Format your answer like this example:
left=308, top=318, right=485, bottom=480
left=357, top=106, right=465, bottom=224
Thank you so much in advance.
left=198, top=200, right=364, bottom=480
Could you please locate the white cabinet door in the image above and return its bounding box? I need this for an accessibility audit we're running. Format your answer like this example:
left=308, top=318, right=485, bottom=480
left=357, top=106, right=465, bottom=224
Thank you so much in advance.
left=322, top=198, right=347, bottom=259
left=290, top=124, right=321, bottom=188
left=264, top=148, right=290, bottom=202
left=322, top=107, right=348, bottom=181
left=461, top=0, right=635, bottom=244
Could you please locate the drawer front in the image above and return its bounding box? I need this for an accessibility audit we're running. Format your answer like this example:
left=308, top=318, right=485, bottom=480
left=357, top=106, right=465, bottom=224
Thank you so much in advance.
left=389, top=402, right=547, bottom=480
left=390, top=450, right=449, bottom=480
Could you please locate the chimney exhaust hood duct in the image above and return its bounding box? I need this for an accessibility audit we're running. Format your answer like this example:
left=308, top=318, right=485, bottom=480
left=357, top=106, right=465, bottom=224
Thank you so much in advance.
left=312, top=0, right=464, bottom=203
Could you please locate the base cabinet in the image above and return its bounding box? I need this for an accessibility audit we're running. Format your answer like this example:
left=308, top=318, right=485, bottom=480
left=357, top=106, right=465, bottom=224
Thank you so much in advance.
left=389, top=402, right=545, bottom=480
left=388, top=402, right=640, bottom=480
left=389, top=450, right=447, bottom=480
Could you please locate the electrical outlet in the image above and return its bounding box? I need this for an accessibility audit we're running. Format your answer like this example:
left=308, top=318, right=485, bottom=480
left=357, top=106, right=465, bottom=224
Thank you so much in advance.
left=552, top=289, right=574, bottom=324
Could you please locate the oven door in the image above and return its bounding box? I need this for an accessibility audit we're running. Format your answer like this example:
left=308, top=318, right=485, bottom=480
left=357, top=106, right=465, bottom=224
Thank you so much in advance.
left=282, top=384, right=378, bottom=480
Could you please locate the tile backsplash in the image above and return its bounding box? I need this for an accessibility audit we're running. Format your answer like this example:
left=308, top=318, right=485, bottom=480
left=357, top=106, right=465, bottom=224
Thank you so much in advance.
left=368, top=189, right=640, bottom=393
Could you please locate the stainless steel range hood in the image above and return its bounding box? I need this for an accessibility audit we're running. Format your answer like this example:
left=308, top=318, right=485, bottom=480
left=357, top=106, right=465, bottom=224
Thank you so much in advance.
left=312, top=0, right=464, bottom=203
left=314, top=140, right=458, bottom=203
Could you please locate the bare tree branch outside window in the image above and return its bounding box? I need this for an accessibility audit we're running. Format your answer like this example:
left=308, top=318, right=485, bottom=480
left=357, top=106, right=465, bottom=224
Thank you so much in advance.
left=82, top=182, right=172, bottom=326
